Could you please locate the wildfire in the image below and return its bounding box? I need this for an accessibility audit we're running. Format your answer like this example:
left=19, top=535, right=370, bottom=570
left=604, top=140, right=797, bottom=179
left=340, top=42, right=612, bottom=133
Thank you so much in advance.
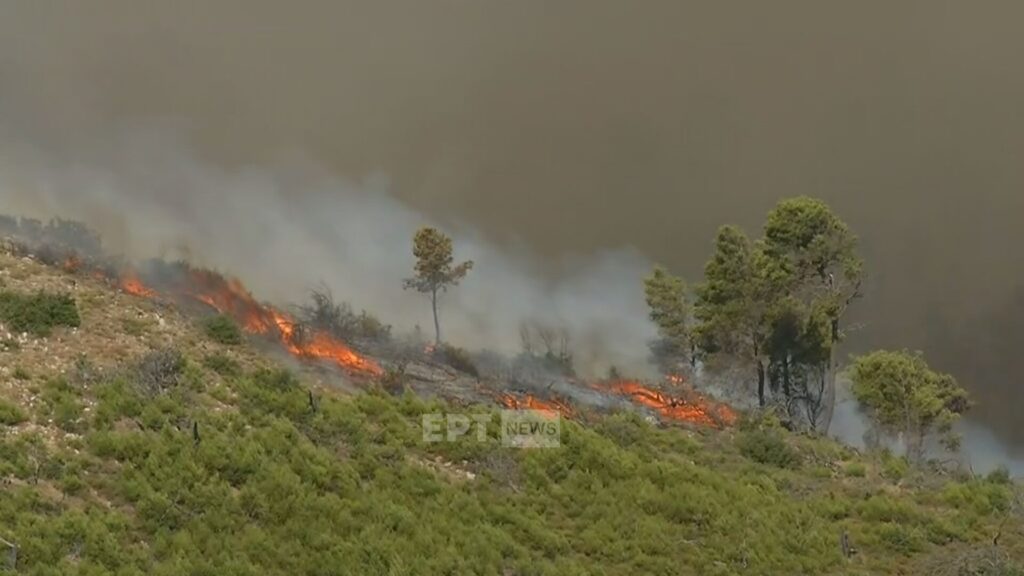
left=603, top=380, right=736, bottom=428
left=62, top=255, right=82, bottom=274
left=119, top=271, right=157, bottom=298
left=666, top=374, right=686, bottom=385
left=182, top=268, right=381, bottom=376
left=500, top=393, right=574, bottom=419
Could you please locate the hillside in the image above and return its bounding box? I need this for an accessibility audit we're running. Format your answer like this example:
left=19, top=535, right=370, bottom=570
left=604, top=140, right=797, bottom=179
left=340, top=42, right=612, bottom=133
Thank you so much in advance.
left=1, top=245, right=1022, bottom=575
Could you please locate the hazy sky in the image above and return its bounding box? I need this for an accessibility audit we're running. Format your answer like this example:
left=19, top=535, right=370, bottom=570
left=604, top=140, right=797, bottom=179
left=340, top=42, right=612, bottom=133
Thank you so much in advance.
left=1, top=1, right=1023, bottom=447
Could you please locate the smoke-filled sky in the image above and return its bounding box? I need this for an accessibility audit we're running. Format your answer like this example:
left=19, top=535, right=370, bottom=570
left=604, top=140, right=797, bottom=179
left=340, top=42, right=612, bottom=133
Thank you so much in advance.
left=1, top=2, right=1023, bottom=454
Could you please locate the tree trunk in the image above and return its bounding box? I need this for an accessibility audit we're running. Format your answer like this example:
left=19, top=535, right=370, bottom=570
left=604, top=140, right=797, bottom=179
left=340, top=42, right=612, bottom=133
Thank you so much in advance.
left=782, top=355, right=792, bottom=398
left=431, top=289, right=441, bottom=346
left=820, top=329, right=839, bottom=434
left=756, top=359, right=766, bottom=407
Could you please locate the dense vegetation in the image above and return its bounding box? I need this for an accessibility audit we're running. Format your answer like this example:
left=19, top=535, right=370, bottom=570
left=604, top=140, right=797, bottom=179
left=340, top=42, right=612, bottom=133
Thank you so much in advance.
left=0, top=290, right=80, bottom=337
left=203, top=314, right=243, bottom=346
left=2, top=346, right=1022, bottom=574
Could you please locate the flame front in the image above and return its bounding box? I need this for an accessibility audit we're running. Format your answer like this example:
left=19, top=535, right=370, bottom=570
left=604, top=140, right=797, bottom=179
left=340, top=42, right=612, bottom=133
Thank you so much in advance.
left=184, top=269, right=382, bottom=376
left=500, top=393, right=574, bottom=419
left=605, top=380, right=736, bottom=428
left=119, top=271, right=157, bottom=298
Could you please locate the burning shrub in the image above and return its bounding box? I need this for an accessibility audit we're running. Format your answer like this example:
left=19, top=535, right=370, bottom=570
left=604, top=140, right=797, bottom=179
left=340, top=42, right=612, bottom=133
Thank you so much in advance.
left=297, top=286, right=391, bottom=344
left=204, top=314, right=243, bottom=345
left=0, top=290, right=81, bottom=336
left=379, top=366, right=408, bottom=396
left=133, top=348, right=186, bottom=396
left=518, top=322, right=575, bottom=377
left=43, top=218, right=103, bottom=258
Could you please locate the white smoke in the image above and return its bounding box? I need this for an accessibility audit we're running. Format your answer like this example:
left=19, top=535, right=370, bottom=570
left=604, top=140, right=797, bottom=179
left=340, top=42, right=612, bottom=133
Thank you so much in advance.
left=831, top=379, right=1024, bottom=476
left=0, top=124, right=657, bottom=376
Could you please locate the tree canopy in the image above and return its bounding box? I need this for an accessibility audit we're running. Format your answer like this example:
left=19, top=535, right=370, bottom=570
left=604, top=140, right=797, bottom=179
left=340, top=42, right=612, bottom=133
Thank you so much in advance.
left=403, top=227, right=473, bottom=345
left=647, top=197, right=864, bottom=431
left=850, top=349, right=970, bottom=460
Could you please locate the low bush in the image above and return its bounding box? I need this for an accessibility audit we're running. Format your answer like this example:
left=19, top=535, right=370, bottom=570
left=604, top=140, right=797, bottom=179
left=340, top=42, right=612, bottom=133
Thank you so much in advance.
left=439, top=343, right=479, bottom=377
left=38, top=378, right=84, bottom=433
left=0, top=290, right=80, bottom=336
left=134, top=348, right=186, bottom=395
left=0, top=398, right=27, bottom=426
left=297, top=287, right=392, bottom=343
left=380, top=366, right=408, bottom=396
left=203, top=314, right=243, bottom=345
left=844, top=462, right=867, bottom=478
left=203, top=353, right=241, bottom=377
left=737, top=428, right=802, bottom=469
left=880, top=450, right=910, bottom=482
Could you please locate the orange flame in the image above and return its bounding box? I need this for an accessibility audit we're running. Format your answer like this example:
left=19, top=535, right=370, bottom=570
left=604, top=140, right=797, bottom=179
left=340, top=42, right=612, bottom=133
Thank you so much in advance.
left=62, top=256, right=82, bottom=273
left=604, top=380, right=736, bottom=428
left=184, top=269, right=381, bottom=376
left=119, top=271, right=157, bottom=298
left=500, top=393, right=574, bottom=419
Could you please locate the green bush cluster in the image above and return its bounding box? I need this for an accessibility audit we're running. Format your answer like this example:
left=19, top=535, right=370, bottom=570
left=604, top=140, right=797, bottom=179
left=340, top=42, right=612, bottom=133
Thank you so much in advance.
left=203, top=314, right=243, bottom=345
left=737, top=428, right=802, bottom=469
left=203, top=353, right=241, bottom=377
left=0, top=290, right=80, bottom=336
left=0, top=398, right=27, bottom=426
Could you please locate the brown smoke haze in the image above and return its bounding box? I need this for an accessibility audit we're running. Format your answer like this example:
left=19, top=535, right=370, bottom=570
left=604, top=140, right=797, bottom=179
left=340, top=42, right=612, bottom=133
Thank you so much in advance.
left=1, top=2, right=1023, bottom=461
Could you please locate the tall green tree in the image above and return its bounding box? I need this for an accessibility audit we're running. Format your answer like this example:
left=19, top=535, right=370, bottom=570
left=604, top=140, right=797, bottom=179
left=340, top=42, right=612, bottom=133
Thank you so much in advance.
left=761, top=197, right=863, bottom=431
left=693, top=225, right=776, bottom=406
left=849, top=350, right=970, bottom=461
left=403, top=227, right=473, bottom=345
left=643, top=266, right=691, bottom=373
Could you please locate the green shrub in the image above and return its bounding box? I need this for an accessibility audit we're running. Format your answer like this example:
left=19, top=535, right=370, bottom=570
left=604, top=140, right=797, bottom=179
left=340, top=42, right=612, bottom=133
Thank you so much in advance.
left=0, top=398, right=27, bottom=425
left=12, top=366, right=30, bottom=381
left=737, top=428, right=801, bottom=468
left=874, top=523, right=925, bottom=555
left=38, top=377, right=83, bottom=432
left=986, top=465, right=1012, bottom=485
left=204, top=314, right=243, bottom=345
left=203, top=353, right=241, bottom=377
left=844, top=462, right=867, bottom=477
left=122, top=316, right=151, bottom=336
left=0, top=290, right=80, bottom=336
left=880, top=450, right=910, bottom=482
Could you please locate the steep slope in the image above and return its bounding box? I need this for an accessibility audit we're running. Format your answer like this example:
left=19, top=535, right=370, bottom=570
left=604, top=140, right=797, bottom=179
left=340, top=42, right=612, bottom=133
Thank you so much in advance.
left=0, top=246, right=1022, bottom=576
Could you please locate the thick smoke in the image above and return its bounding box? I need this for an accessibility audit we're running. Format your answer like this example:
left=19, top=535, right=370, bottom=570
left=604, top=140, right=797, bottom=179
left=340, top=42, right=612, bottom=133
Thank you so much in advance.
left=2, top=1, right=1024, bottom=467
left=0, top=126, right=656, bottom=376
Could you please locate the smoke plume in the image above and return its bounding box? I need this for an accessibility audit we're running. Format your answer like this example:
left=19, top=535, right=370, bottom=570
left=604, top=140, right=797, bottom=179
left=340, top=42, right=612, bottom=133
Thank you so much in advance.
left=0, top=126, right=656, bottom=376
